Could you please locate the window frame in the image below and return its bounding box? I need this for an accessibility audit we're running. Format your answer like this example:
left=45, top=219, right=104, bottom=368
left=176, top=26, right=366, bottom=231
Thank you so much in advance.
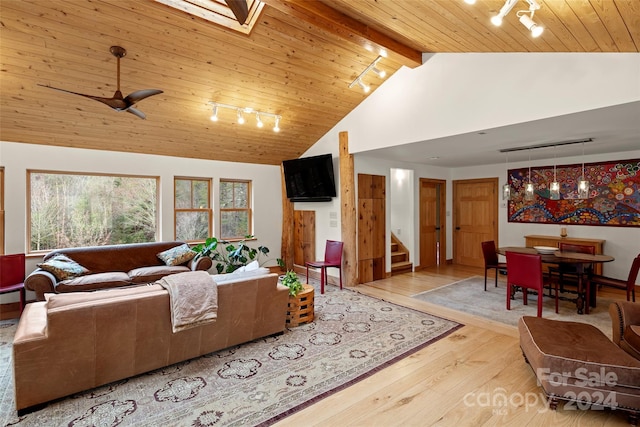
left=174, top=176, right=213, bottom=243
left=27, top=169, right=160, bottom=254
left=219, top=179, right=252, bottom=240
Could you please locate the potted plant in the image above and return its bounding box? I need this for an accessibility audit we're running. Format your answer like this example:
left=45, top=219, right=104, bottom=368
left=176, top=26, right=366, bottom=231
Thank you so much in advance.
left=280, top=270, right=303, bottom=297
left=192, top=235, right=272, bottom=274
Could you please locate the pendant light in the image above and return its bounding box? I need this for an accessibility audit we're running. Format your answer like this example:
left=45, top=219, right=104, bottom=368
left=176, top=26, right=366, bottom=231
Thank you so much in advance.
left=577, top=142, right=589, bottom=199
left=502, top=153, right=511, bottom=200
left=524, top=150, right=535, bottom=201
left=549, top=147, right=560, bottom=200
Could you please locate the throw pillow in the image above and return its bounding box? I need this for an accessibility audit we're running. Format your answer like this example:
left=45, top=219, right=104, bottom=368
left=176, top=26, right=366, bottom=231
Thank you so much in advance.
left=38, top=254, right=91, bottom=281
left=157, top=244, right=196, bottom=266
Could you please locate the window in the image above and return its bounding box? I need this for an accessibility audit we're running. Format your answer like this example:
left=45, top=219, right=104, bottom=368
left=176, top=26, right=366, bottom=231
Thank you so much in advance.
left=219, top=179, right=251, bottom=239
left=28, top=171, right=158, bottom=252
left=175, top=177, right=212, bottom=242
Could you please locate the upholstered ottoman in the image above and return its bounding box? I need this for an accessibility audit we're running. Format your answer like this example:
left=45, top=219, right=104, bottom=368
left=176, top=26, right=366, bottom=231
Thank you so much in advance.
left=518, top=316, right=640, bottom=423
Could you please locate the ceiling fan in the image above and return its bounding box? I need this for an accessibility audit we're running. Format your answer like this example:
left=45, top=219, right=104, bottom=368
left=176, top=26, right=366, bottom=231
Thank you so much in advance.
left=39, top=46, right=163, bottom=120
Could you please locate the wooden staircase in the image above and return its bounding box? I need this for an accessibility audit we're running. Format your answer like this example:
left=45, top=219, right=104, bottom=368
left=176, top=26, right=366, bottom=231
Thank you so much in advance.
left=391, top=233, right=413, bottom=276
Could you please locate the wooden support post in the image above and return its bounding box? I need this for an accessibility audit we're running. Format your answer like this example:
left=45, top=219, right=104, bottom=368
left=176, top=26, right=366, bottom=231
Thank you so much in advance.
left=339, top=131, right=358, bottom=286
left=281, top=164, right=294, bottom=270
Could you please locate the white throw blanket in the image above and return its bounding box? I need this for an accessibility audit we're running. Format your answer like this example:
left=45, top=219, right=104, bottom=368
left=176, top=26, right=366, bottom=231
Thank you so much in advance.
left=158, top=270, right=218, bottom=333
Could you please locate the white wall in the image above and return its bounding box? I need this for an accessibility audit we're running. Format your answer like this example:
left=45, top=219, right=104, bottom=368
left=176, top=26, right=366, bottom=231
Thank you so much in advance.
left=0, top=141, right=283, bottom=302
left=302, top=53, right=640, bottom=280
left=390, top=168, right=414, bottom=263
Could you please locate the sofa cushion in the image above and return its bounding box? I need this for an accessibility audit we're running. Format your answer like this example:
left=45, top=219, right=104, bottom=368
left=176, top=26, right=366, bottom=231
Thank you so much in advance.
left=128, top=265, right=191, bottom=284
left=624, top=325, right=640, bottom=356
left=38, top=254, right=91, bottom=281
left=157, top=244, right=196, bottom=266
left=55, top=272, right=131, bottom=293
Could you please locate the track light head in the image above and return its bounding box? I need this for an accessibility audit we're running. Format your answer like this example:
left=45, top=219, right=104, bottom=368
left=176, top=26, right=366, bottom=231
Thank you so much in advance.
left=237, top=109, right=245, bottom=124
left=356, top=79, right=370, bottom=93
left=273, top=116, right=280, bottom=132
left=256, top=113, right=263, bottom=128
left=372, top=66, right=386, bottom=78
left=519, top=13, right=544, bottom=37
left=210, top=105, right=218, bottom=122
left=464, top=0, right=476, bottom=4
left=491, top=0, right=518, bottom=26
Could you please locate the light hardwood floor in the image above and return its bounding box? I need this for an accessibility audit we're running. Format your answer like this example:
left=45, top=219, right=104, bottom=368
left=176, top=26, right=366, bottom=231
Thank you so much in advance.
left=276, top=264, right=633, bottom=427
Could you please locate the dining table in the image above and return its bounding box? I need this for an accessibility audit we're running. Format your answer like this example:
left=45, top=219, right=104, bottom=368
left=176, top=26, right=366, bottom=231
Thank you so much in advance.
left=497, top=246, right=615, bottom=314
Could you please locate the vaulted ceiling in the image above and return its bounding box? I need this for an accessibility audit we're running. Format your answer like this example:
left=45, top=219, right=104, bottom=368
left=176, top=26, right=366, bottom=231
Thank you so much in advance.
left=1, top=0, right=638, bottom=165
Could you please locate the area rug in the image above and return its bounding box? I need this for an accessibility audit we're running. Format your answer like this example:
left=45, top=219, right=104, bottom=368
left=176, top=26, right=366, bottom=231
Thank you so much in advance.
left=412, top=276, right=614, bottom=337
left=0, top=284, right=461, bottom=427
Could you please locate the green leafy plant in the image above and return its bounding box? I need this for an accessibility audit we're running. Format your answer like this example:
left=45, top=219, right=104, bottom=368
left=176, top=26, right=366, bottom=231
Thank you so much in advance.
left=192, top=235, right=271, bottom=274
left=281, top=270, right=303, bottom=297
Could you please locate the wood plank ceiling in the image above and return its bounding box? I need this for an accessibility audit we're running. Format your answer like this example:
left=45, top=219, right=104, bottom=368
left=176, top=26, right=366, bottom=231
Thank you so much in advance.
left=1, top=0, right=638, bottom=165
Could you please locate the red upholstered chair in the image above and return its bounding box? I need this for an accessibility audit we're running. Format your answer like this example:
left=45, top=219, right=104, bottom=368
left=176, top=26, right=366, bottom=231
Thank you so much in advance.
left=590, top=254, right=639, bottom=302
left=481, top=241, right=507, bottom=291
left=306, top=240, right=343, bottom=294
left=506, top=251, right=558, bottom=318
left=0, top=253, right=26, bottom=314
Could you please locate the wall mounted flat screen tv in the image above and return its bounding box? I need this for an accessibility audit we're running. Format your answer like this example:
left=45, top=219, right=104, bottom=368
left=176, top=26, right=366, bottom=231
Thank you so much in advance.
left=283, top=154, right=337, bottom=202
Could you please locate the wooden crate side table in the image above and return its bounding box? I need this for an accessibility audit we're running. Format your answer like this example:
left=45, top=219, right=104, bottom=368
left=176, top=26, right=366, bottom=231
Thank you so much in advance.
left=286, top=284, right=315, bottom=327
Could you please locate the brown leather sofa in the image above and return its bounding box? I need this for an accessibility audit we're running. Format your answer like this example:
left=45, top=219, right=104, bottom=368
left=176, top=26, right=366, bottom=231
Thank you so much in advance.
left=13, top=272, right=288, bottom=414
left=519, top=301, right=640, bottom=425
left=25, top=241, right=213, bottom=301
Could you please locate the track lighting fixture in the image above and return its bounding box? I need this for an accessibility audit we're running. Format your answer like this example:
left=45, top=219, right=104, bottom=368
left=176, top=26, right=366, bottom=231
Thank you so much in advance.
left=208, top=102, right=282, bottom=132
left=485, top=0, right=543, bottom=37
left=463, top=0, right=476, bottom=4
left=349, top=54, right=386, bottom=93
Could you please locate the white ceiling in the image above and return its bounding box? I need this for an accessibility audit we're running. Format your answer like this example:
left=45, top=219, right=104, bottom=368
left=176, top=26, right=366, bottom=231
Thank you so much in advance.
left=360, top=101, right=640, bottom=167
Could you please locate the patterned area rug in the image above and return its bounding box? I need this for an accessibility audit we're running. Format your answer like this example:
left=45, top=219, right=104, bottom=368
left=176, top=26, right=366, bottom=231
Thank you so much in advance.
left=0, top=283, right=461, bottom=427
left=412, top=276, right=614, bottom=337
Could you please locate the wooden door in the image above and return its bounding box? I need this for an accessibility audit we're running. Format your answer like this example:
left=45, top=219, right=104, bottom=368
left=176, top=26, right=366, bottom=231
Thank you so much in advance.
left=419, top=178, right=446, bottom=268
left=453, top=178, right=498, bottom=267
left=358, top=174, right=385, bottom=283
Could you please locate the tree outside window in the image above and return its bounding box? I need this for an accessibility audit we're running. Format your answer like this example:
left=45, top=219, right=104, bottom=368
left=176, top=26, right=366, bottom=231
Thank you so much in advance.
left=175, top=177, right=212, bottom=242
left=28, top=171, right=158, bottom=252
left=220, top=180, right=251, bottom=239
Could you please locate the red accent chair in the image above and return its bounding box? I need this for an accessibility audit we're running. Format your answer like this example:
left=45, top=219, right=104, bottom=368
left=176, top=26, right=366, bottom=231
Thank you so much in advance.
left=506, top=251, right=558, bottom=318
left=306, top=240, right=343, bottom=294
left=590, top=254, right=639, bottom=302
left=0, top=253, right=26, bottom=314
left=481, top=241, right=507, bottom=291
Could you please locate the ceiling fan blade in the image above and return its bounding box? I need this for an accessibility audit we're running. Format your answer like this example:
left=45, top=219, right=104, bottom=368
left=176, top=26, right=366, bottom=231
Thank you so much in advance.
left=126, top=107, right=146, bottom=120
left=123, top=89, right=163, bottom=105
left=38, top=84, right=127, bottom=110
left=225, top=0, right=249, bottom=25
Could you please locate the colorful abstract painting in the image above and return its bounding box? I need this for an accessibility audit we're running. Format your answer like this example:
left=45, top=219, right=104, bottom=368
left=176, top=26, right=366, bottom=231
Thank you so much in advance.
left=507, top=158, right=640, bottom=227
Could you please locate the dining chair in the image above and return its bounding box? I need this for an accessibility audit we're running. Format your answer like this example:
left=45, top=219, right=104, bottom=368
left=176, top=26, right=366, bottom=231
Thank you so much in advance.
left=506, top=251, right=558, bottom=317
left=590, top=254, right=639, bottom=302
left=549, top=243, right=595, bottom=292
left=481, top=241, right=507, bottom=291
left=0, top=253, right=27, bottom=314
left=306, top=240, right=343, bottom=294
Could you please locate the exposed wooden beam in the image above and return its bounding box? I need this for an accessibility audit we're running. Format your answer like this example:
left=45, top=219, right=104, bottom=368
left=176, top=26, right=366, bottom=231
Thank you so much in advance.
left=261, top=0, right=422, bottom=68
